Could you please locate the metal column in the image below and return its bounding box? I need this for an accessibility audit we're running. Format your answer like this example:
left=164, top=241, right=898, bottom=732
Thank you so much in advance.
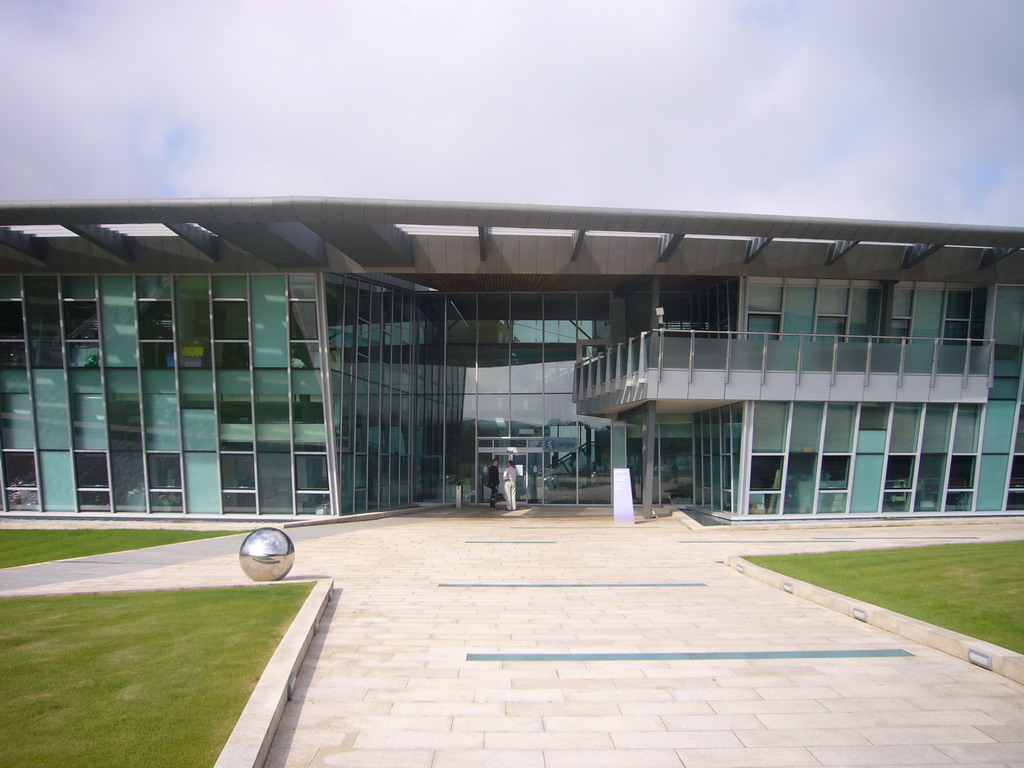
left=641, top=401, right=657, bottom=519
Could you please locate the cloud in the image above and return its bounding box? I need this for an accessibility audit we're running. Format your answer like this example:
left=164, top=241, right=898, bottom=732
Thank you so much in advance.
left=1, top=0, right=1022, bottom=227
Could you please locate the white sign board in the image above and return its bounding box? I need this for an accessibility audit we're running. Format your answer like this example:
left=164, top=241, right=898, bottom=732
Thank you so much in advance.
left=613, top=468, right=634, bottom=524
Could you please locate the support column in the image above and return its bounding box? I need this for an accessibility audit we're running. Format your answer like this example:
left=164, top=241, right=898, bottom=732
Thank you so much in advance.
left=642, top=401, right=657, bottom=519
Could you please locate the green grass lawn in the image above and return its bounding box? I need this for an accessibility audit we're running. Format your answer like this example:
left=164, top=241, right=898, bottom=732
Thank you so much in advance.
left=0, top=529, right=240, bottom=569
left=748, top=540, right=1024, bottom=654
left=0, top=583, right=313, bottom=768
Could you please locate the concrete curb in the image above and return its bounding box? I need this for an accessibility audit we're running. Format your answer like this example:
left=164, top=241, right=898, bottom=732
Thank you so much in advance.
left=728, top=556, right=1024, bottom=687
left=214, top=578, right=334, bottom=768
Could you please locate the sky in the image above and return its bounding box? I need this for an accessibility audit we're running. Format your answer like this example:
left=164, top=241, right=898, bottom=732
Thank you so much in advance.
left=2, top=0, right=1023, bottom=227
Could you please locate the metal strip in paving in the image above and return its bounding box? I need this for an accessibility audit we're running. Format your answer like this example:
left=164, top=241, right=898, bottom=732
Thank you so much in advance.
left=467, top=649, right=914, bottom=661
left=678, top=536, right=982, bottom=544
left=464, top=540, right=558, bottom=544
left=438, top=582, right=707, bottom=588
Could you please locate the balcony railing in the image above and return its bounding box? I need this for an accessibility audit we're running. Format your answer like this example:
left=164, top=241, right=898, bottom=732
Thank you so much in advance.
left=573, top=329, right=994, bottom=404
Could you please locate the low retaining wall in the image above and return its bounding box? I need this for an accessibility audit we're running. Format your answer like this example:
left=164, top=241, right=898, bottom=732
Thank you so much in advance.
left=214, top=578, right=334, bottom=768
left=729, top=556, right=1024, bottom=687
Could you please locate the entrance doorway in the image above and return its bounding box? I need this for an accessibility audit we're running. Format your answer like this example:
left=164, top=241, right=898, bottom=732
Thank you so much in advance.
left=477, top=447, right=546, bottom=506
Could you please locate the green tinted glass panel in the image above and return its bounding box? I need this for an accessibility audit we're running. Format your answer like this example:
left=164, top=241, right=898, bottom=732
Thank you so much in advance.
left=921, top=404, right=953, bottom=453
left=748, top=284, right=782, bottom=312
left=0, top=369, right=29, bottom=393
left=849, top=288, right=880, bottom=336
left=752, top=402, right=787, bottom=453
left=255, top=369, right=289, bottom=422
left=789, top=403, right=822, bottom=453
left=856, top=430, right=886, bottom=454
left=62, top=276, right=95, bottom=300
left=912, top=290, right=943, bottom=338
left=32, top=369, right=70, bottom=450
left=258, top=451, right=292, bottom=514
left=982, top=400, right=1016, bottom=453
left=0, top=393, right=33, bottom=449
left=179, top=369, right=214, bottom=409
left=977, top=454, right=1009, bottom=511
left=781, top=286, right=815, bottom=334
left=144, top=394, right=180, bottom=451
left=99, top=276, right=138, bottom=367
left=184, top=452, right=220, bottom=513
left=213, top=275, right=248, bottom=299
left=72, top=393, right=107, bottom=449
left=141, top=369, right=176, bottom=394
left=24, top=276, right=61, bottom=368
left=993, top=286, right=1024, bottom=375
left=251, top=276, right=288, bottom=368
left=0, top=280, right=21, bottom=300
left=69, top=367, right=102, bottom=393
left=40, top=450, right=74, bottom=511
left=182, top=409, right=216, bottom=451
left=217, top=369, right=251, bottom=395
left=889, top=404, right=920, bottom=453
left=849, top=453, right=883, bottom=513
left=176, top=276, right=211, bottom=368
left=214, top=302, right=249, bottom=339
left=137, top=276, right=171, bottom=299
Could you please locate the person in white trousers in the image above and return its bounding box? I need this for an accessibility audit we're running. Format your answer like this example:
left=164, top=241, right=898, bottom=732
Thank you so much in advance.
left=502, top=460, right=519, bottom=511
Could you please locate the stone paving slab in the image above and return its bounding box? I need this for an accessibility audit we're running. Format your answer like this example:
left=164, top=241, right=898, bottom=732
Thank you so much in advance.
left=256, top=512, right=1024, bottom=768
left=3, top=509, right=1024, bottom=767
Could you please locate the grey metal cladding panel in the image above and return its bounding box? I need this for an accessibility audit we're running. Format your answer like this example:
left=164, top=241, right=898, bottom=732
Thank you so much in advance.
left=378, top=201, right=409, bottom=225
left=245, top=199, right=275, bottom=223
left=269, top=197, right=300, bottom=222
left=288, top=197, right=326, bottom=223
left=523, top=209, right=551, bottom=228
left=621, top=213, right=649, bottom=232
left=545, top=210, right=577, bottom=229
left=482, top=207, right=512, bottom=227
left=180, top=199, right=220, bottom=225
left=360, top=202, right=394, bottom=225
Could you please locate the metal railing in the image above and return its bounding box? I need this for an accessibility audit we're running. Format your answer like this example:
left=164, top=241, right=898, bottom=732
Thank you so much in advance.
left=573, top=329, right=995, bottom=402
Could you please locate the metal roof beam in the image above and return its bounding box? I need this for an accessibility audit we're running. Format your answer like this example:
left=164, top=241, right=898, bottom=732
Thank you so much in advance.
left=166, top=222, right=220, bottom=262
left=570, top=229, right=587, bottom=262
left=744, top=236, right=772, bottom=264
left=657, top=233, right=685, bottom=263
left=203, top=222, right=325, bottom=267
left=979, top=246, right=1021, bottom=270
left=0, top=228, right=45, bottom=264
left=825, top=240, right=859, bottom=266
left=901, top=243, right=943, bottom=269
left=478, top=226, right=490, bottom=261
left=64, top=224, right=135, bottom=262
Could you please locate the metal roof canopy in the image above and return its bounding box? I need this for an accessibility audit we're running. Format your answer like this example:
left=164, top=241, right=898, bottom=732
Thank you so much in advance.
left=2, top=196, right=1024, bottom=278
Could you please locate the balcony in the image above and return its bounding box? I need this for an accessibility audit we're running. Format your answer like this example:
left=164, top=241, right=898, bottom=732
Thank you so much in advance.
left=573, top=329, right=994, bottom=415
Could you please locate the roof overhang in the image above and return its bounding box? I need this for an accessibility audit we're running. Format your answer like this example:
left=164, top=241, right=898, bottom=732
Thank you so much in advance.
left=2, top=196, right=1023, bottom=285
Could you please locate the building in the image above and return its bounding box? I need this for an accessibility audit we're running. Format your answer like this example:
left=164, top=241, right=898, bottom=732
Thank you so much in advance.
left=1, top=197, right=1024, bottom=522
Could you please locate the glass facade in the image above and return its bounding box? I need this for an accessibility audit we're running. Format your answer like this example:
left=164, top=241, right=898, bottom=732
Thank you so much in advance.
left=1, top=268, right=1022, bottom=520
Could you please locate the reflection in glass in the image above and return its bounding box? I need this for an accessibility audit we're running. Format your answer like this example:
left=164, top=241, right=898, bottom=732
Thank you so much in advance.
left=3, top=452, right=36, bottom=486
left=75, top=452, right=108, bottom=488
left=221, top=454, right=255, bottom=489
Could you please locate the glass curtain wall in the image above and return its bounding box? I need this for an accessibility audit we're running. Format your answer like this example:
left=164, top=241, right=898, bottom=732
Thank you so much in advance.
left=0, top=274, right=335, bottom=515
left=326, top=275, right=416, bottom=515
left=433, top=291, right=613, bottom=504
left=692, top=404, right=741, bottom=513
left=743, top=401, right=983, bottom=516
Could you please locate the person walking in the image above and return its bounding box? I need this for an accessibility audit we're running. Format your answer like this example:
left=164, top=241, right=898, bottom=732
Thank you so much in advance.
left=502, top=460, right=519, bottom=511
left=486, top=459, right=501, bottom=509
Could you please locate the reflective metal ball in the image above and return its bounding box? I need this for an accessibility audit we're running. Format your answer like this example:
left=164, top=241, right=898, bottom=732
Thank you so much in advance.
left=239, top=527, right=295, bottom=582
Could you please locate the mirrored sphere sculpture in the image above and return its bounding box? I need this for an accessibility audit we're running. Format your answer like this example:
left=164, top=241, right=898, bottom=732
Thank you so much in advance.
left=239, top=527, right=295, bottom=582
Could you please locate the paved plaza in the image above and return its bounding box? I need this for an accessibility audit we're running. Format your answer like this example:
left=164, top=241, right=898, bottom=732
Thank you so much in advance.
left=2, top=509, right=1024, bottom=767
